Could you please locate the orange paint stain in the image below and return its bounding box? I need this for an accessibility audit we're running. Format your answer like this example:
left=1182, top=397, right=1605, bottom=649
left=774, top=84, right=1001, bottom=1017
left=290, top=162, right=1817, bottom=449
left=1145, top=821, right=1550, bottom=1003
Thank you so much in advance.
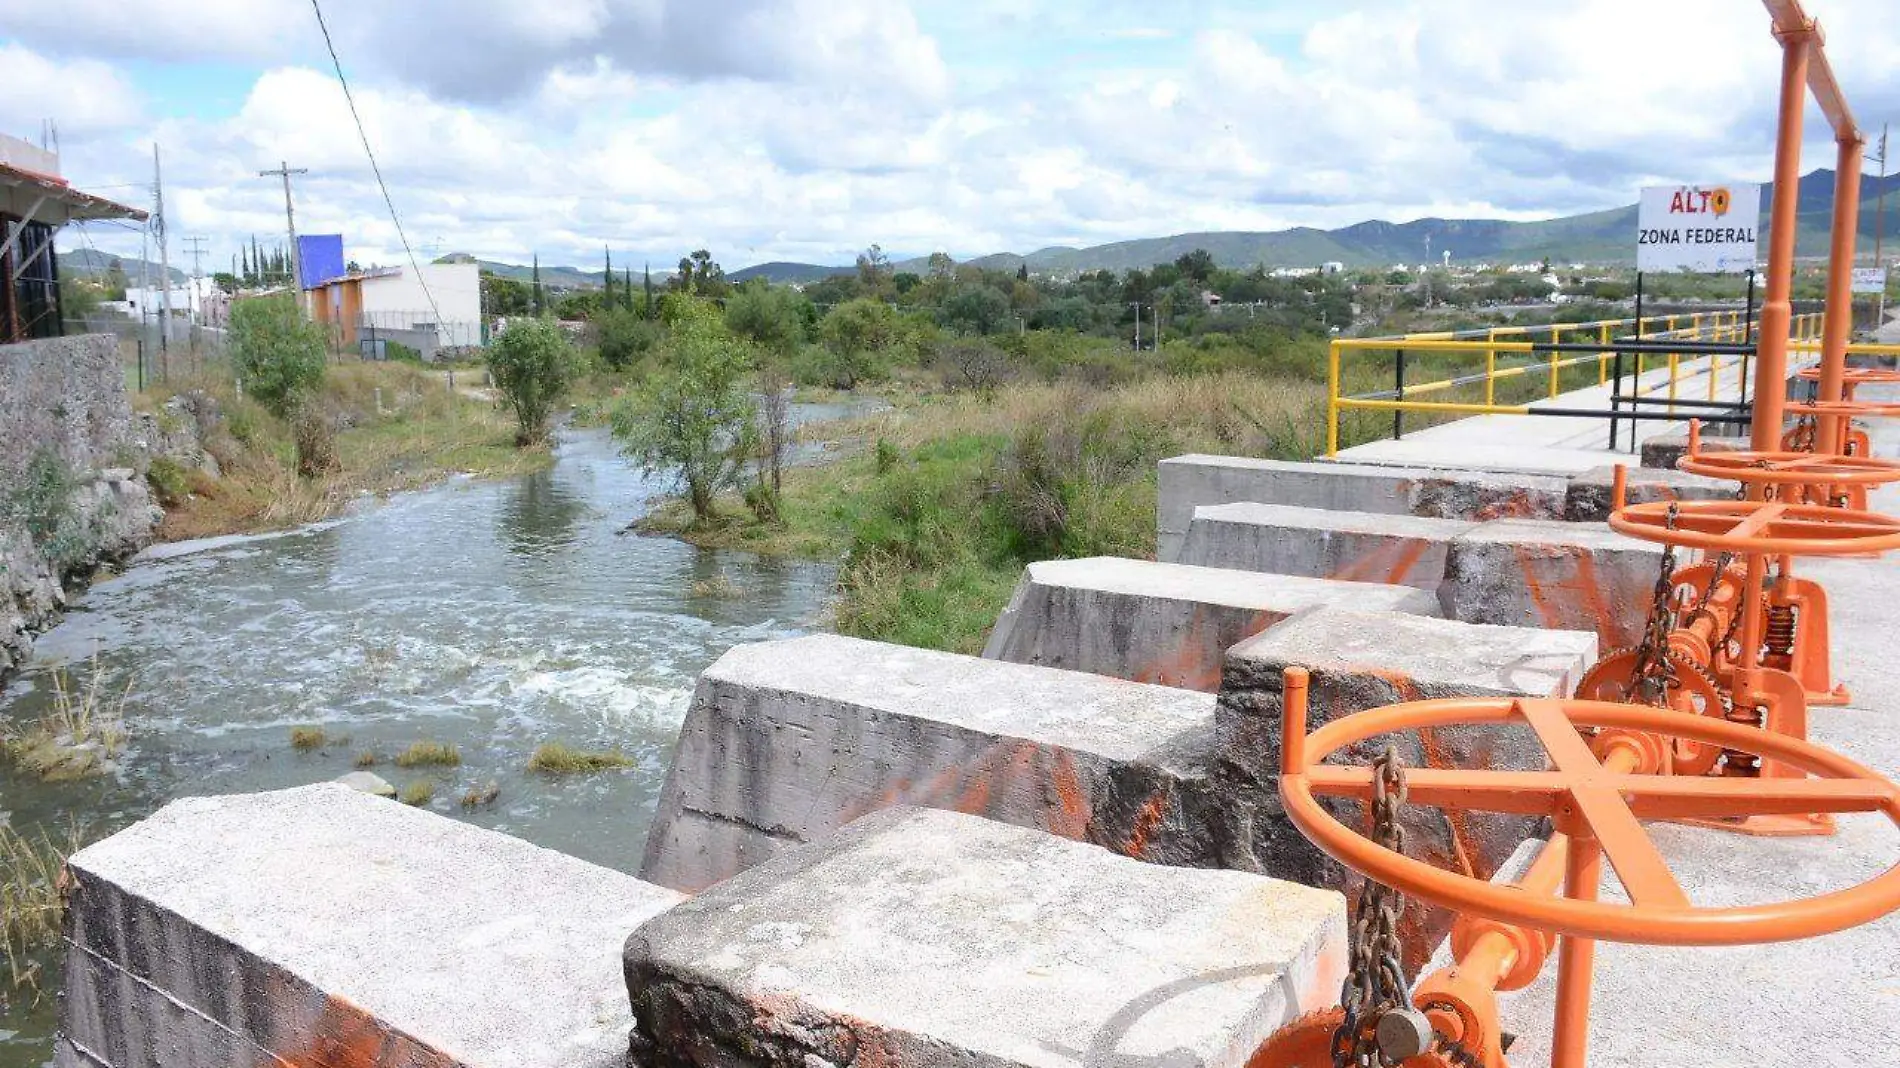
left=1123, top=793, right=1169, bottom=859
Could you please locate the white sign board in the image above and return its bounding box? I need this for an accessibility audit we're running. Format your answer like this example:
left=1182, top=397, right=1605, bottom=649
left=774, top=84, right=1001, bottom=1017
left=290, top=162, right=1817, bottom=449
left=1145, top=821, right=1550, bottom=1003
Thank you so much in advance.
left=1851, top=267, right=1888, bottom=294
left=1636, top=183, right=1761, bottom=273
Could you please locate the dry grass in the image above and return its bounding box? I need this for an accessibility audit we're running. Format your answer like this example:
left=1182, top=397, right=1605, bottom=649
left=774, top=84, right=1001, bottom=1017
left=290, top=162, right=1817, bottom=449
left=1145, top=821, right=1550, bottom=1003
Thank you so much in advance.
left=143, top=361, right=552, bottom=542
left=2, top=661, right=130, bottom=782
left=393, top=741, right=461, bottom=768
left=399, top=779, right=436, bottom=806
left=527, top=742, right=635, bottom=773
left=689, top=575, right=741, bottom=598
left=1, top=821, right=81, bottom=998
left=289, top=726, right=328, bottom=751
left=353, top=749, right=380, bottom=768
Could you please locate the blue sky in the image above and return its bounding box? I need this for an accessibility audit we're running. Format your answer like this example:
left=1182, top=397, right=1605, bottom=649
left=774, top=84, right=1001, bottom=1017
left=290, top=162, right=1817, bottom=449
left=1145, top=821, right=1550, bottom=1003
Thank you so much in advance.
left=4, top=0, right=1899, bottom=272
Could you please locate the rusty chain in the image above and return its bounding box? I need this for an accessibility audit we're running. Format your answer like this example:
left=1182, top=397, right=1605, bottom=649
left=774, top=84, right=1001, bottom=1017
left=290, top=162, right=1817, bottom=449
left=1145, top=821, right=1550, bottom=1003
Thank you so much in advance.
left=1626, top=503, right=1682, bottom=706
left=1332, top=745, right=1411, bottom=1068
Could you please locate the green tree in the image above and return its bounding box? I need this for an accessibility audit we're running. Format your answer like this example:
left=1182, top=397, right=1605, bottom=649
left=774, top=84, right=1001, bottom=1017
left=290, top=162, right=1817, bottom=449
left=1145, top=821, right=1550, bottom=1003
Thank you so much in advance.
left=230, top=294, right=327, bottom=418
left=672, top=250, right=727, bottom=296
left=939, top=282, right=1011, bottom=336
left=1175, top=248, right=1216, bottom=284
left=531, top=253, right=545, bottom=316
left=482, top=271, right=533, bottom=316
left=487, top=317, right=577, bottom=446
left=815, top=297, right=902, bottom=387
left=612, top=300, right=757, bottom=525
left=599, top=306, right=661, bottom=370
left=603, top=247, right=615, bottom=310
left=104, top=257, right=129, bottom=300
left=856, top=244, right=893, bottom=291
left=725, top=282, right=808, bottom=356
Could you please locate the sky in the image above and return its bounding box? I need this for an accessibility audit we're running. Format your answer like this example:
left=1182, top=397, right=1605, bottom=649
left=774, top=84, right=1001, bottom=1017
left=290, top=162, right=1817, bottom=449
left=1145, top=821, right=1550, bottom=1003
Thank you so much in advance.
left=6, top=0, right=1900, bottom=274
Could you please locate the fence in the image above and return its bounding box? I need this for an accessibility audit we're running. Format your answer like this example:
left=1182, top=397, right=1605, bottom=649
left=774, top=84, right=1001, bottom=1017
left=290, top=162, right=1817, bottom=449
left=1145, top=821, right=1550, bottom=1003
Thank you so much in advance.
left=1318, top=307, right=1890, bottom=456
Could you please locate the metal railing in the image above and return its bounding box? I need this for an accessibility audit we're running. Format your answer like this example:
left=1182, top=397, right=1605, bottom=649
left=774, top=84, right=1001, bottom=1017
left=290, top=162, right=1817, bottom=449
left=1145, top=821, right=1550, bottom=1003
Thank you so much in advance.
left=1320, top=309, right=1893, bottom=455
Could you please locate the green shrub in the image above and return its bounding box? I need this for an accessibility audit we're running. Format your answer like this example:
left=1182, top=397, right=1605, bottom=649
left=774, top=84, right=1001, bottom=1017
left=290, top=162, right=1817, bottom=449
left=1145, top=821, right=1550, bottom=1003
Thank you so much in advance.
left=598, top=307, right=662, bottom=371
left=488, top=318, right=579, bottom=445
left=612, top=299, right=757, bottom=524
left=394, top=741, right=460, bottom=768
left=145, top=456, right=192, bottom=506
left=384, top=340, right=422, bottom=363
left=230, top=295, right=328, bottom=418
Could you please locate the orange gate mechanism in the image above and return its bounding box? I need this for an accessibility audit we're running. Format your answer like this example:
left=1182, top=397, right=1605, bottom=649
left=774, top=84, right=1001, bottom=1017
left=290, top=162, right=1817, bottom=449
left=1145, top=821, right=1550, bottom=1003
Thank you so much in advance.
left=1254, top=675, right=1900, bottom=1068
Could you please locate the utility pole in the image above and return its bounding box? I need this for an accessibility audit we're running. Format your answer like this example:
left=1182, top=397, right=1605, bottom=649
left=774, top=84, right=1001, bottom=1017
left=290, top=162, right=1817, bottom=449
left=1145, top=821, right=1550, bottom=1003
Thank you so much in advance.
left=258, top=161, right=309, bottom=297
left=183, top=236, right=208, bottom=324
left=154, top=144, right=172, bottom=380
left=1128, top=301, right=1142, bottom=351
left=1873, top=123, right=1890, bottom=326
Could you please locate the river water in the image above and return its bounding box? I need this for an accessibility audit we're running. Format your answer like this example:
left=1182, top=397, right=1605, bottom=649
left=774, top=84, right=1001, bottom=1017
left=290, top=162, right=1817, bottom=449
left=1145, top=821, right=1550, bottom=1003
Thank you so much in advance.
left=0, top=416, right=849, bottom=1064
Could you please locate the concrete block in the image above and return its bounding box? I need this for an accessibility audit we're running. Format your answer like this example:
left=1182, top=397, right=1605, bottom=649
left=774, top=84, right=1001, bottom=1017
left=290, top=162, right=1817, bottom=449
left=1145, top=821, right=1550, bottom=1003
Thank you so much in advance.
left=1179, top=503, right=1473, bottom=590
left=1213, top=606, right=1595, bottom=970
left=625, top=807, right=1347, bottom=1068
left=983, top=556, right=1442, bottom=691
left=1157, top=454, right=1564, bottom=561
left=640, top=635, right=1223, bottom=893
left=1441, top=518, right=1663, bottom=650
left=61, top=784, right=683, bottom=1068
left=1564, top=464, right=1737, bottom=521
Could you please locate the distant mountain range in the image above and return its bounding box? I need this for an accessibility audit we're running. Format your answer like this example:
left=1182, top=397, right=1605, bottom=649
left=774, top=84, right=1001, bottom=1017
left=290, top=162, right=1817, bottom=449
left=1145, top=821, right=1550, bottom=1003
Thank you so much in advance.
left=62, top=168, right=1897, bottom=291
left=726, top=168, right=1900, bottom=282
left=60, top=248, right=187, bottom=285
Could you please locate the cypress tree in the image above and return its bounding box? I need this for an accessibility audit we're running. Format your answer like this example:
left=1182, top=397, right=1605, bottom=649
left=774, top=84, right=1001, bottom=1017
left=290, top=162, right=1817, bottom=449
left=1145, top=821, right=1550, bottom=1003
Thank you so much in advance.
left=604, top=246, right=615, bottom=310
left=532, top=253, right=545, bottom=316
left=643, top=263, right=654, bottom=321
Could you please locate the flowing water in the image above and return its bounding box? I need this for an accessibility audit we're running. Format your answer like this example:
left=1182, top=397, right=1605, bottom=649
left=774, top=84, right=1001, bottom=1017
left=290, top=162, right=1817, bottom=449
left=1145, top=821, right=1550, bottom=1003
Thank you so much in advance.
left=0, top=412, right=856, bottom=1064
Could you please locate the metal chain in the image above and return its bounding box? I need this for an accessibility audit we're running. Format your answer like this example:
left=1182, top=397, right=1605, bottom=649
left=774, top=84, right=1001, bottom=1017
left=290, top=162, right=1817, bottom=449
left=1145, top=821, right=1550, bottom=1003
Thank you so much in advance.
left=1333, top=746, right=1411, bottom=1068
left=1626, top=503, right=1681, bottom=705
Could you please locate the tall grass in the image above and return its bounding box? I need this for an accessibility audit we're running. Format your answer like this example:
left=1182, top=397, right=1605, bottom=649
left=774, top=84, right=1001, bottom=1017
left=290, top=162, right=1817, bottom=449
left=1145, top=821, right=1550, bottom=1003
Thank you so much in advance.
left=672, top=371, right=1330, bottom=654
left=1, top=822, right=81, bottom=998
left=2, top=661, right=129, bottom=781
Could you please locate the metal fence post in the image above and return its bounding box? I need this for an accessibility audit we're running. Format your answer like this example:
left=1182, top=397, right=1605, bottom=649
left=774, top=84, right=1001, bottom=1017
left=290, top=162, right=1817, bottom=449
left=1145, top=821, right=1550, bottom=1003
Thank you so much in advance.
left=1393, top=348, right=1407, bottom=440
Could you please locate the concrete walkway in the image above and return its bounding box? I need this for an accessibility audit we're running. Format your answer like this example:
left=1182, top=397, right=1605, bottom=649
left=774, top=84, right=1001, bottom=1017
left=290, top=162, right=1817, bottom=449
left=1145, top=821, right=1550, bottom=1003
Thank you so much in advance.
left=1339, top=351, right=1824, bottom=475
left=1490, top=386, right=1900, bottom=1067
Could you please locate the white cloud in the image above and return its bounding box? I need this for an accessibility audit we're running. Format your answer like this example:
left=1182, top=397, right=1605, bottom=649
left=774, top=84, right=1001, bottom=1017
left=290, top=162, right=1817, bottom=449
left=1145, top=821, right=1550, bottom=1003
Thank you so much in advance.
left=32, top=0, right=1900, bottom=274
left=0, top=44, right=145, bottom=138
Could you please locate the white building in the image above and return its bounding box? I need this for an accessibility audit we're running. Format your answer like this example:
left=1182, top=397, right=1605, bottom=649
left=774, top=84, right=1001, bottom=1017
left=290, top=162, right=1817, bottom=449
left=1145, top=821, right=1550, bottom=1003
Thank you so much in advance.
left=306, top=261, right=482, bottom=356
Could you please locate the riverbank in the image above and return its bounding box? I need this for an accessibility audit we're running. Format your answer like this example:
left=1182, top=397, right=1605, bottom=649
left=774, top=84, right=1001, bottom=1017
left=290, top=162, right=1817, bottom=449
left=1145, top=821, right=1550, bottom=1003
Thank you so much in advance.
left=636, top=371, right=1328, bottom=654
left=139, top=361, right=551, bottom=542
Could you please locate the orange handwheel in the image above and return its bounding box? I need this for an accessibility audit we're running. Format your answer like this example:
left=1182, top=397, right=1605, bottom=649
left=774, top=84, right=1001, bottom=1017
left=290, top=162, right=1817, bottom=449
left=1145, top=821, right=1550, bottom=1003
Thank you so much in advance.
left=1276, top=678, right=1900, bottom=1068
left=1609, top=499, right=1900, bottom=556
left=1676, top=450, right=1900, bottom=488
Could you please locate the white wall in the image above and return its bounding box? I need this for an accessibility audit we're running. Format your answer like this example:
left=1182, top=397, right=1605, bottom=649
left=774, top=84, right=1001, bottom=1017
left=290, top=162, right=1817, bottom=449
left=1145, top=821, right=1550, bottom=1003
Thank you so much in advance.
left=358, top=263, right=482, bottom=347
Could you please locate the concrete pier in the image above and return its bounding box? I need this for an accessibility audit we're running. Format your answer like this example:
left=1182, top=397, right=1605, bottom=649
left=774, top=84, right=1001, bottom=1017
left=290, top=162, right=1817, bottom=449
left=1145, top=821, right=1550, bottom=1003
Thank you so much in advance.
left=1439, top=518, right=1662, bottom=649
left=639, top=635, right=1221, bottom=892
left=58, top=784, right=683, bottom=1068
left=626, top=807, right=1347, bottom=1068
left=1213, top=606, right=1596, bottom=969
left=1178, top=503, right=1473, bottom=590
left=983, top=556, right=1441, bottom=690
left=1157, top=455, right=1565, bottom=561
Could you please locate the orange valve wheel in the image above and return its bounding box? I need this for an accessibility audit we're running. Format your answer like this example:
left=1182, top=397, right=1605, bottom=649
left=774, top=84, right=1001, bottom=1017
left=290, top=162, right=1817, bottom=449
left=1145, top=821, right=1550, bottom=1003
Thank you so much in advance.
left=1609, top=499, right=1900, bottom=556
left=1677, top=450, right=1900, bottom=488
left=1279, top=694, right=1900, bottom=946
left=1785, top=398, right=1900, bottom=420
left=1797, top=365, right=1900, bottom=389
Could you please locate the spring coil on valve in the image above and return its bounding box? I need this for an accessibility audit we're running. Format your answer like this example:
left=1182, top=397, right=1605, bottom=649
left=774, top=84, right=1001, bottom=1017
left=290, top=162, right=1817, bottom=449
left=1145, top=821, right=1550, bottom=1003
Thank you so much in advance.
left=1722, top=699, right=1767, bottom=776
left=1764, top=604, right=1797, bottom=662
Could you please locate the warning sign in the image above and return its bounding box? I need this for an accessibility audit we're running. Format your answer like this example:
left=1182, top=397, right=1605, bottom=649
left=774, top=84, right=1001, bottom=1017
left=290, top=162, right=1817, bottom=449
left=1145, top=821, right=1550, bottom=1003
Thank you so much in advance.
left=1851, top=267, right=1888, bottom=294
left=1636, top=184, right=1761, bottom=273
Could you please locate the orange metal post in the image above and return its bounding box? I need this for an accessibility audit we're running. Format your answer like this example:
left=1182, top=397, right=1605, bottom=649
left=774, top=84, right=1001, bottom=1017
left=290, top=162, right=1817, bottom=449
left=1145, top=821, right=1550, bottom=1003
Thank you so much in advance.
left=1815, top=135, right=1864, bottom=453
left=1550, top=838, right=1604, bottom=1068
left=1753, top=22, right=1813, bottom=458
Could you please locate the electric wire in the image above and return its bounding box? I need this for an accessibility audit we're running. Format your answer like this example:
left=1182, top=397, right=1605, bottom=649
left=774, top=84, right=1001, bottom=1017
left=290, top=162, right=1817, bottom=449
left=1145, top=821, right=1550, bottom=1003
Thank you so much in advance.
left=307, top=0, right=443, bottom=329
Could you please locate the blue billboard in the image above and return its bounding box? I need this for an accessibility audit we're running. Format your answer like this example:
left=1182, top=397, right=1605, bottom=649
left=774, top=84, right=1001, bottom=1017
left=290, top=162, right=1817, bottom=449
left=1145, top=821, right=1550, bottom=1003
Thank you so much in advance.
left=297, top=234, right=346, bottom=289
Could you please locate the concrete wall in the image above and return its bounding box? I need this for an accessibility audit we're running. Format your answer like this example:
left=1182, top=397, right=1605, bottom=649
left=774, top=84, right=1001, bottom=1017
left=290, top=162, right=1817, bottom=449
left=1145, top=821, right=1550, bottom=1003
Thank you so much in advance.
left=60, top=784, right=682, bottom=1068
left=0, top=334, right=163, bottom=679
left=984, top=556, right=1441, bottom=691
left=1439, top=518, right=1661, bottom=650
left=1179, top=503, right=1472, bottom=590
left=1157, top=455, right=1565, bottom=562
left=639, top=634, right=1224, bottom=892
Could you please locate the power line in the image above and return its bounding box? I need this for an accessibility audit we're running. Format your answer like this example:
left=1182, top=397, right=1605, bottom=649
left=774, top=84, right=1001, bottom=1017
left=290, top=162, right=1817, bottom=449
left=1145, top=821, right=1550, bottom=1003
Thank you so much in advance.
left=307, top=0, right=442, bottom=329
